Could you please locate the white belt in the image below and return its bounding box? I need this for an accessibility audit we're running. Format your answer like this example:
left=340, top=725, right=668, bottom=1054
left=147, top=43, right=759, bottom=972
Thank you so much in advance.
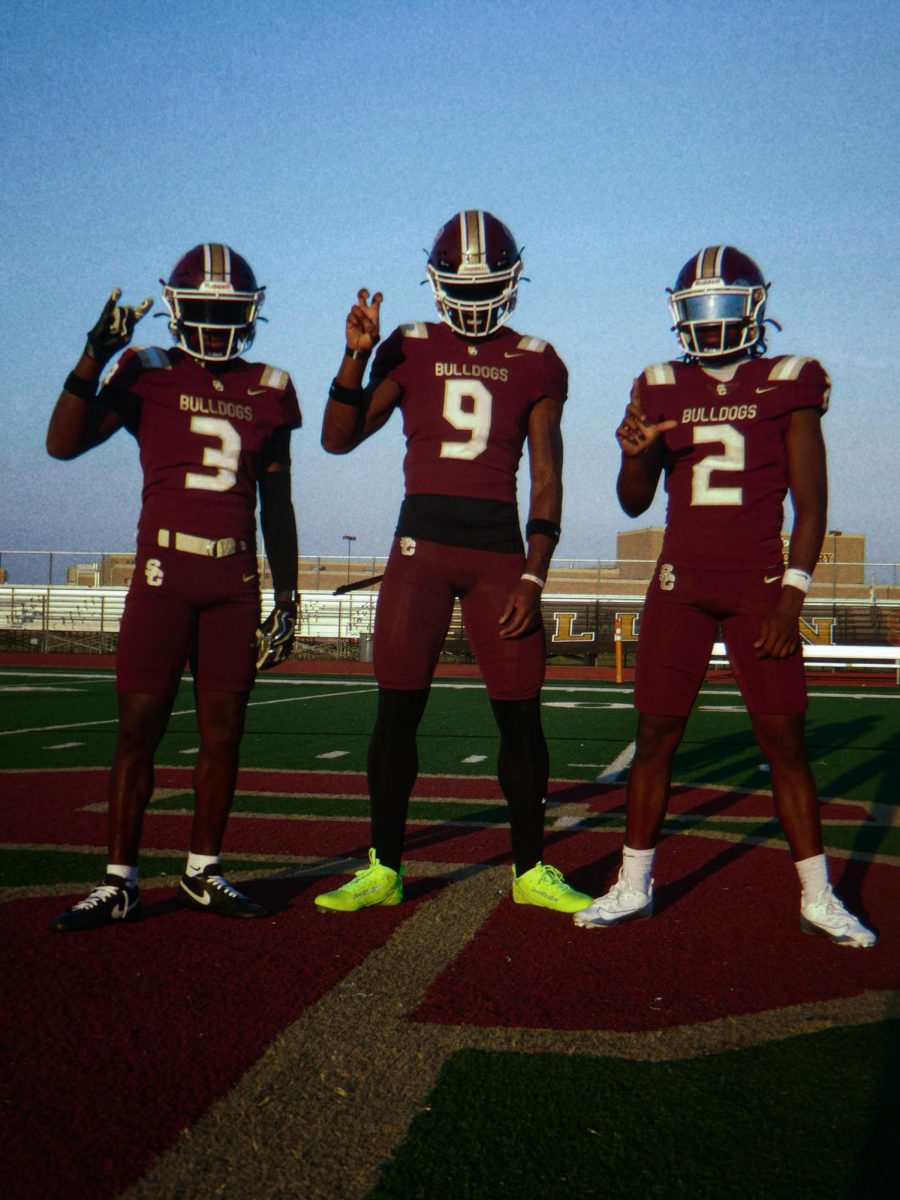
left=157, top=529, right=249, bottom=558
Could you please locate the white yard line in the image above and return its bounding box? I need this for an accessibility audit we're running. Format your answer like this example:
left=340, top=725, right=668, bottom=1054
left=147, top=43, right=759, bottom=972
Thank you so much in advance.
left=0, top=685, right=378, bottom=738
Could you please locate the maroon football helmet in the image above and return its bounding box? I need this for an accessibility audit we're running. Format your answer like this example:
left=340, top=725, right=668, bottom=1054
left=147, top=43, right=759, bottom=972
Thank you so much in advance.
left=668, top=245, right=769, bottom=359
left=162, top=243, right=265, bottom=361
left=425, top=210, right=523, bottom=338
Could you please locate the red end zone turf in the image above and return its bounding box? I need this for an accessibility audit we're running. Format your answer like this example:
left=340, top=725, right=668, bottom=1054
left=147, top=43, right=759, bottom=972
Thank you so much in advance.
left=411, top=833, right=896, bottom=1031
left=1, top=762, right=895, bottom=1199
left=0, top=880, right=428, bottom=1200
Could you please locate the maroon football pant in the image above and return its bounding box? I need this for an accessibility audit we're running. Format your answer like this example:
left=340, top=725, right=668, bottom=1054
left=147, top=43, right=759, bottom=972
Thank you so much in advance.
left=634, top=563, right=807, bottom=716
left=373, top=537, right=546, bottom=700
left=116, top=545, right=260, bottom=695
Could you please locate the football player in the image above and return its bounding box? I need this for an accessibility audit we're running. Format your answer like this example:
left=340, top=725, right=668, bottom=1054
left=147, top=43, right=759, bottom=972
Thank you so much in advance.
left=47, top=243, right=300, bottom=931
left=574, top=246, right=875, bottom=947
left=315, top=210, right=591, bottom=914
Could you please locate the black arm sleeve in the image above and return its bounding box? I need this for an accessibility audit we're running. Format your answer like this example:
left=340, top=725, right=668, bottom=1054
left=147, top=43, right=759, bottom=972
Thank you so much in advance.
left=258, top=470, right=298, bottom=598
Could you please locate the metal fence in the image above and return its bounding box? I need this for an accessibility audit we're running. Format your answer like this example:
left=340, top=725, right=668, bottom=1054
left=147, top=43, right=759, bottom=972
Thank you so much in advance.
left=2, top=582, right=899, bottom=666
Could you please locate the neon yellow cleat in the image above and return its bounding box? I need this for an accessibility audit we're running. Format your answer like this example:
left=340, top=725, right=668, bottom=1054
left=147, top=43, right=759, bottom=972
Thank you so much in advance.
left=315, top=849, right=404, bottom=912
left=512, top=862, right=592, bottom=914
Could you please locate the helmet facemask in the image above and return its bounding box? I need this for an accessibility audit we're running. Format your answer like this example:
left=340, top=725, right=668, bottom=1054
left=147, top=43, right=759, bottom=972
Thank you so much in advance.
left=161, top=244, right=265, bottom=362
left=669, top=284, right=767, bottom=359
left=426, top=210, right=523, bottom=339
left=162, top=290, right=263, bottom=361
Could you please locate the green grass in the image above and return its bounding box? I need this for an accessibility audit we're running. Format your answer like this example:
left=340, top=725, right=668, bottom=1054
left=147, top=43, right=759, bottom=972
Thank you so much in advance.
left=371, top=1024, right=900, bottom=1199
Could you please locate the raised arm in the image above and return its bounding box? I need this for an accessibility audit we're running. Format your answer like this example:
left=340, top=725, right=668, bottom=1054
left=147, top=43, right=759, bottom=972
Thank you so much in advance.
left=614, top=380, right=676, bottom=516
left=321, top=288, right=401, bottom=454
left=46, top=289, right=152, bottom=459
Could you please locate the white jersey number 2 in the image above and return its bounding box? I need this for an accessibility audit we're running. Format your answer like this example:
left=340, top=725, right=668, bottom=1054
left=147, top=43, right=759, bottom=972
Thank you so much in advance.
left=185, top=415, right=241, bottom=492
left=691, top=424, right=744, bottom=506
left=440, top=379, right=492, bottom=460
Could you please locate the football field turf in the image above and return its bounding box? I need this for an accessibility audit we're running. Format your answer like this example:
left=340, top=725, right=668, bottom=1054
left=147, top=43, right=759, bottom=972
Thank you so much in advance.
left=1, top=662, right=898, bottom=1199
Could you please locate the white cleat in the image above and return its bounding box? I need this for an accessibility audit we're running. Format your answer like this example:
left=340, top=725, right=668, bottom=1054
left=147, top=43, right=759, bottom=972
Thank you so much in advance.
left=800, top=885, right=876, bottom=948
left=573, top=869, right=654, bottom=928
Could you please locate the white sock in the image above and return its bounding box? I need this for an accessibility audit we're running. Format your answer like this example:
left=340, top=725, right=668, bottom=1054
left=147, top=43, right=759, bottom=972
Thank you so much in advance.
left=622, top=845, right=655, bottom=893
left=795, top=853, right=829, bottom=902
left=106, top=864, right=138, bottom=886
left=186, top=853, right=220, bottom=878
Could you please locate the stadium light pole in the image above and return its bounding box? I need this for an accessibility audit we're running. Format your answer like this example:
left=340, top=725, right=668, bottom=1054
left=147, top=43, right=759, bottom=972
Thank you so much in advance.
left=343, top=534, right=356, bottom=584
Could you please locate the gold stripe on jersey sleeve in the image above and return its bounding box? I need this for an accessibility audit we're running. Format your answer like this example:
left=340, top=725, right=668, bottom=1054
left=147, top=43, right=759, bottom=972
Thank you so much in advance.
left=516, top=335, right=547, bottom=352
left=768, top=355, right=814, bottom=382
left=643, top=362, right=676, bottom=386
left=400, top=322, right=429, bottom=338
left=260, top=365, right=288, bottom=390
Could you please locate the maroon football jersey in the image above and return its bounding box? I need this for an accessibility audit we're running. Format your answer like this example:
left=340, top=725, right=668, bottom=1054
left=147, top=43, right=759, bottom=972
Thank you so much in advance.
left=99, top=346, right=301, bottom=541
left=635, top=355, right=829, bottom=569
left=369, top=322, right=567, bottom=504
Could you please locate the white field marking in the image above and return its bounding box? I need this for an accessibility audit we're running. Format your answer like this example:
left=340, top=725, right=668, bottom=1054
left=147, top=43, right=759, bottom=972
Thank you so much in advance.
left=544, top=701, right=634, bottom=710
left=697, top=705, right=747, bottom=712
left=595, top=741, right=636, bottom=783
left=1, top=669, right=895, bottom=704
left=1, top=713, right=121, bottom=738
left=0, top=686, right=83, bottom=693
left=178, top=747, right=199, bottom=756
left=0, top=684, right=378, bottom=739
left=316, top=751, right=350, bottom=760
left=553, top=814, right=583, bottom=830
left=461, top=754, right=488, bottom=763
left=45, top=742, right=84, bottom=750
left=566, top=763, right=607, bottom=768
left=0, top=670, right=116, bottom=681
left=1, top=667, right=897, bottom=702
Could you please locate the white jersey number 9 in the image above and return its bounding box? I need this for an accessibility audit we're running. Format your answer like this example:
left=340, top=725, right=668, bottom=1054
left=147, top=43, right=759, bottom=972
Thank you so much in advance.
left=440, top=379, right=492, bottom=461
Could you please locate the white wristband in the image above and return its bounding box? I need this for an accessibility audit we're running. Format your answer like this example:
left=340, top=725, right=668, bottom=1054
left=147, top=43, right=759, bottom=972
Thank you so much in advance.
left=521, top=573, right=545, bottom=590
left=782, top=567, right=812, bottom=594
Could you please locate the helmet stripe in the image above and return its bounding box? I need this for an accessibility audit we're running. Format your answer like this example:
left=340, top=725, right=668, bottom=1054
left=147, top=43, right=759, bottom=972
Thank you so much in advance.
left=203, top=243, right=231, bottom=282
left=698, top=246, right=724, bottom=280
left=462, top=210, right=486, bottom=266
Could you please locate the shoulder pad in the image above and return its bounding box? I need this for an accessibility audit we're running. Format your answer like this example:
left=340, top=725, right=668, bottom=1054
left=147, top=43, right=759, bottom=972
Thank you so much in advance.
left=133, top=346, right=173, bottom=370
left=642, top=362, right=677, bottom=386
left=516, top=335, right=548, bottom=352
left=259, top=365, right=290, bottom=391
left=399, top=322, right=429, bottom=338
left=767, top=355, right=817, bottom=382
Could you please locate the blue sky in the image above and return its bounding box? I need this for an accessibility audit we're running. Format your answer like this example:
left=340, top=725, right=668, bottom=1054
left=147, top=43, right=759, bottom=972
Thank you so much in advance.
left=1, top=0, right=898, bottom=581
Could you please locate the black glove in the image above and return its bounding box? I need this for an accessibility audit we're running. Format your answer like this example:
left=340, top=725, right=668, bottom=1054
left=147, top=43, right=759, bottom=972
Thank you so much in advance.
left=256, top=601, right=297, bottom=670
left=85, top=289, right=153, bottom=363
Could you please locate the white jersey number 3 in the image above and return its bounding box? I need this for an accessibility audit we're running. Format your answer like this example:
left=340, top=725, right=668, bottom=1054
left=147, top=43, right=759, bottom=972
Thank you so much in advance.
left=691, top=424, right=744, bottom=506
left=185, top=415, right=241, bottom=492
left=440, top=379, right=492, bottom=460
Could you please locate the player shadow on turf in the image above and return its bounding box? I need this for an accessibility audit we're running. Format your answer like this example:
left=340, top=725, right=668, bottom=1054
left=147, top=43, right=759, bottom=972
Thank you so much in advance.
left=557, top=738, right=882, bottom=936
left=644, top=832, right=879, bottom=940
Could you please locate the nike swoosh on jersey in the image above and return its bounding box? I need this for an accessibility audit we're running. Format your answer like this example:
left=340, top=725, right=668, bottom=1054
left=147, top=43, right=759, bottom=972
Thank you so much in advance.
left=756, top=386, right=778, bottom=394
left=180, top=879, right=211, bottom=905
left=503, top=352, right=524, bottom=358
left=764, top=574, right=783, bottom=583
left=247, top=387, right=266, bottom=395
left=242, top=573, right=256, bottom=582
